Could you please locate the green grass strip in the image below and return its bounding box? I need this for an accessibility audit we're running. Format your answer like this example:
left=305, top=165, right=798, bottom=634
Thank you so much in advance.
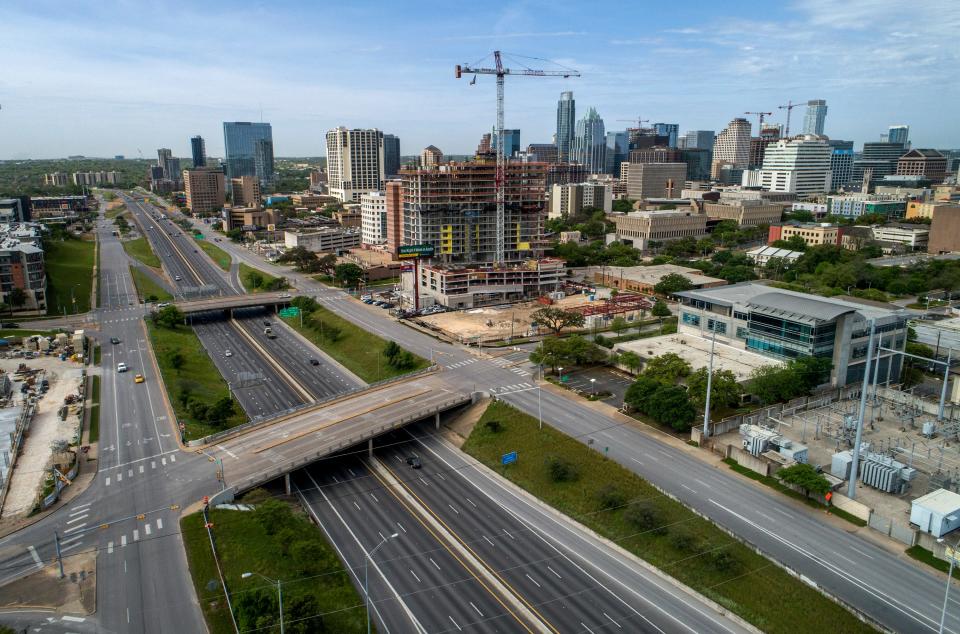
left=89, top=375, right=101, bottom=444
left=129, top=267, right=172, bottom=302
left=123, top=236, right=162, bottom=268
left=44, top=238, right=95, bottom=315
left=194, top=237, right=231, bottom=271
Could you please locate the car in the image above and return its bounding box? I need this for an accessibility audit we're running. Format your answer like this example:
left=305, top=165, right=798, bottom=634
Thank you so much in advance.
left=134, top=374, right=145, bottom=384
left=157, top=302, right=171, bottom=308
left=309, top=359, right=319, bottom=366
left=381, top=303, right=394, bottom=309
left=360, top=294, right=372, bottom=301
left=406, top=455, right=422, bottom=469
left=2, top=322, right=20, bottom=328
left=174, top=275, right=182, bottom=281
left=363, top=299, right=374, bottom=304
left=117, top=362, right=128, bottom=373
left=110, top=337, right=120, bottom=345
left=278, top=293, right=291, bottom=298
left=224, top=350, right=233, bottom=357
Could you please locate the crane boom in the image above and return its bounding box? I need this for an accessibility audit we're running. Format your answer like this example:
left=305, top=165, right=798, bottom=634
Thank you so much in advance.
left=777, top=100, right=802, bottom=137
left=456, top=51, right=579, bottom=264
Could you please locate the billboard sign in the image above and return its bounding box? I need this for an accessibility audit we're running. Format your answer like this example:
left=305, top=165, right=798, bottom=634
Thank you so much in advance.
left=398, top=244, right=435, bottom=259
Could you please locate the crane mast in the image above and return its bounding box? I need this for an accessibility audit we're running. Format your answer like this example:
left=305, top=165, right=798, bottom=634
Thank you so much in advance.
left=456, top=51, right=579, bottom=264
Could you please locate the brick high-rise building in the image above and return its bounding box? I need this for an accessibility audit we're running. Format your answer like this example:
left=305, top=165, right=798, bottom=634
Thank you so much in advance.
left=230, top=175, right=261, bottom=208
left=385, top=180, right=403, bottom=255
left=183, top=168, right=225, bottom=214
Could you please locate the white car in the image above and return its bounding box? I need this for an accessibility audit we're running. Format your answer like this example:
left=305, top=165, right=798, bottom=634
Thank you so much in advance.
left=117, top=362, right=128, bottom=373
left=224, top=350, right=233, bottom=357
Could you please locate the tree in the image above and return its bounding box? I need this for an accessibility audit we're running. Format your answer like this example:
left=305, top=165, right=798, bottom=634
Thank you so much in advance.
left=291, top=295, right=319, bottom=313
left=531, top=307, right=585, bottom=335
left=529, top=335, right=605, bottom=373
left=651, top=299, right=671, bottom=317
left=285, top=594, right=326, bottom=634
left=245, top=270, right=265, bottom=290
left=290, top=539, right=334, bottom=575
left=168, top=350, right=185, bottom=370
left=612, top=198, right=634, bottom=213
left=624, top=376, right=662, bottom=410
left=254, top=499, right=291, bottom=536
left=645, top=384, right=697, bottom=431
left=776, top=463, right=831, bottom=497
left=334, top=263, right=365, bottom=288
left=618, top=350, right=642, bottom=374
left=225, top=228, right=243, bottom=242
left=206, top=396, right=235, bottom=427
left=642, top=353, right=691, bottom=384
left=686, top=367, right=743, bottom=410
left=8, top=288, right=28, bottom=311
left=317, top=253, right=338, bottom=275
left=154, top=305, right=184, bottom=328
left=234, top=590, right=277, bottom=632
left=610, top=316, right=629, bottom=335
left=654, top=273, right=695, bottom=296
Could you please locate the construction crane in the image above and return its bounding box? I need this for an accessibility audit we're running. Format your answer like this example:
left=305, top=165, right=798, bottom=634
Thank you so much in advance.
left=617, top=117, right=650, bottom=129
left=777, top=100, right=802, bottom=138
left=456, top=51, right=579, bottom=264
left=744, top=111, right=773, bottom=131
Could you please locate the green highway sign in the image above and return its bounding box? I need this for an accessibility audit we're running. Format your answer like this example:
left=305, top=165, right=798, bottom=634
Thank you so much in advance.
left=279, top=307, right=300, bottom=318
left=398, top=244, right=435, bottom=259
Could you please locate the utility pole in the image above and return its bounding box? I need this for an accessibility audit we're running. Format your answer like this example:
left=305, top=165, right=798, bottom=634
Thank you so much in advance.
left=54, top=530, right=64, bottom=578
left=848, top=319, right=876, bottom=500
left=702, top=325, right=717, bottom=439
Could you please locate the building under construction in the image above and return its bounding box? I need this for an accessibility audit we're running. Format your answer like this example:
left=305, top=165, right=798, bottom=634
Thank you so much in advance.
left=401, top=153, right=547, bottom=265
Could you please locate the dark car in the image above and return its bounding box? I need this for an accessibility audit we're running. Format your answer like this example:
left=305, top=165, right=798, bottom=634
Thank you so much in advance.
left=309, top=359, right=320, bottom=366
left=406, top=455, right=422, bottom=469
left=110, top=337, right=121, bottom=344
left=1, top=322, right=19, bottom=328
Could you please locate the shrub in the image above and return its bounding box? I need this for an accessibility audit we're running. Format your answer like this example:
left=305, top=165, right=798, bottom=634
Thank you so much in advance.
left=484, top=419, right=503, bottom=433
left=624, top=500, right=661, bottom=532
left=596, top=484, right=627, bottom=511
left=670, top=528, right=697, bottom=552
left=711, top=550, right=739, bottom=573
left=545, top=455, right=578, bottom=483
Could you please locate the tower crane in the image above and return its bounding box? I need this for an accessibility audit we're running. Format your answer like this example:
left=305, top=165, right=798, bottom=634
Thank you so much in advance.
left=617, top=117, right=650, bottom=129
left=744, top=111, right=773, bottom=132
left=456, top=51, right=579, bottom=264
left=777, top=100, right=802, bottom=138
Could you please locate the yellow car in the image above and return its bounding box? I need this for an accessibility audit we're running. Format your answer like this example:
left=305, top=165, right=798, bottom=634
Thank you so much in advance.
left=134, top=374, right=145, bottom=384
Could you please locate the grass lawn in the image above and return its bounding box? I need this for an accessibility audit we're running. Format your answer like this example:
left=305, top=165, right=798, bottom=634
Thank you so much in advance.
left=147, top=322, right=245, bottom=440
left=44, top=237, right=96, bottom=315
left=239, top=263, right=287, bottom=294
left=89, top=375, right=101, bottom=443
left=122, top=236, right=162, bottom=268
left=282, top=304, right=428, bottom=383
left=907, top=545, right=960, bottom=578
left=181, top=502, right=368, bottom=634
left=194, top=238, right=231, bottom=271
left=462, top=400, right=875, bottom=634
left=129, top=267, right=173, bottom=302
left=105, top=204, right=126, bottom=219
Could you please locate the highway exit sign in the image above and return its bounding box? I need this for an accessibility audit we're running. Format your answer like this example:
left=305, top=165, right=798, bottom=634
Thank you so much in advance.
left=279, top=307, right=300, bottom=318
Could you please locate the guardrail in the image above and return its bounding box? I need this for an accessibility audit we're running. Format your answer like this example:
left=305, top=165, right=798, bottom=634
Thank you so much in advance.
left=230, top=394, right=471, bottom=493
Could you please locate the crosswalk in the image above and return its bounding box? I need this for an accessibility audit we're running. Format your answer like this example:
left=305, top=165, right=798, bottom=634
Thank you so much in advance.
left=105, top=516, right=165, bottom=556
left=60, top=503, right=93, bottom=553
left=104, top=454, right=176, bottom=487
left=445, top=358, right=477, bottom=370
left=492, top=382, right=536, bottom=395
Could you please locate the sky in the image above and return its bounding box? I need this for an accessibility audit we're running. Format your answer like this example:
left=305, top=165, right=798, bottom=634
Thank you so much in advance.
left=1, top=0, right=958, bottom=160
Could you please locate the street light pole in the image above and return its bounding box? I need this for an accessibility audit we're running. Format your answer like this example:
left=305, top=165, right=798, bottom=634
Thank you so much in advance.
left=365, top=533, right=398, bottom=634
left=702, top=324, right=717, bottom=439
left=938, top=537, right=959, bottom=634
left=241, top=572, right=283, bottom=634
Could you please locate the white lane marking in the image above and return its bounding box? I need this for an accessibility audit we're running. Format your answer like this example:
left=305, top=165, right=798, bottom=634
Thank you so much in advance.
left=436, top=473, right=446, bottom=481
left=63, top=523, right=86, bottom=534
left=466, top=498, right=477, bottom=508
left=448, top=504, right=460, bottom=515
left=547, top=565, right=562, bottom=579
left=71, top=503, right=91, bottom=513
left=430, top=557, right=441, bottom=571
left=216, top=444, right=239, bottom=459
left=694, top=479, right=709, bottom=488
left=116, top=472, right=122, bottom=482
left=525, top=573, right=541, bottom=588
left=170, top=455, right=176, bottom=462
left=631, top=457, right=644, bottom=466
left=353, top=501, right=361, bottom=511
left=448, top=616, right=462, bottom=631
left=418, top=477, right=429, bottom=487
left=503, top=529, right=515, bottom=540
left=121, top=535, right=127, bottom=547
left=482, top=535, right=494, bottom=547
left=847, top=545, right=873, bottom=559
left=62, top=616, right=86, bottom=623
left=151, top=461, right=156, bottom=469
left=105, top=477, right=111, bottom=487
left=397, top=522, right=406, bottom=533
left=680, top=484, right=696, bottom=493
left=139, top=465, right=144, bottom=474
left=580, top=623, right=596, bottom=634
left=347, top=468, right=357, bottom=477
left=144, top=524, right=152, bottom=536
left=66, top=514, right=88, bottom=525
left=470, top=601, right=483, bottom=617
left=604, top=612, right=622, bottom=629
left=161, top=458, right=167, bottom=466
left=370, top=494, right=379, bottom=503
left=27, top=546, right=43, bottom=570
left=156, top=518, right=163, bottom=530
left=61, top=540, right=83, bottom=553
left=133, top=529, right=139, bottom=541
left=756, top=511, right=775, bottom=523
left=128, top=469, right=133, bottom=477
left=409, top=569, right=421, bottom=583
left=107, top=541, right=114, bottom=555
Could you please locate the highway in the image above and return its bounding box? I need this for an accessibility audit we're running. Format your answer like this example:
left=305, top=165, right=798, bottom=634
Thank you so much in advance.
left=188, top=218, right=960, bottom=634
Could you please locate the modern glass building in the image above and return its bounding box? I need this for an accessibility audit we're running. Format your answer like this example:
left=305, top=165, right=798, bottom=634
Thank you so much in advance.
left=572, top=107, right=605, bottom=174
left=492, top=128, right=521, bottom=157
left=223, top=122, right=275, bottom=192
left=653, top=123, right=679, bottom=148
left=604, top=131, right=628, bottom=177
left=675, top=282, right=907, bottom=386
left=190, top=135, right=206, bottom=168
left=555, top=91, right=576, bottom=162
left=683, top=130, right=715, bottom=151
left=383, top=134, right=401, bottom=177
left=888, top=125, right=910, bottom=146
left=802, top=99, right=828, bottom=136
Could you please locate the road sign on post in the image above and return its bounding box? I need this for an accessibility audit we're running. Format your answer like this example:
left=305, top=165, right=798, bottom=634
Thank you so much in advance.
left=398, top=244, right=435, bottom=259
left=501, top=451, right=518, bottom=466
left=279, top=307, right=300, bottom=318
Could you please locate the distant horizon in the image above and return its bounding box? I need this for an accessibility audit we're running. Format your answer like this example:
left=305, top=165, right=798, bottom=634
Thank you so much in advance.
left=1, top=1, right=958, bottom=158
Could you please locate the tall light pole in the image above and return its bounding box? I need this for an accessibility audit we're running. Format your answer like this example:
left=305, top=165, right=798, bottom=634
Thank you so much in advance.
left=241, top=571, right=283, bottom=634
left=702, top=324, right=717, bottom=439
left=366, top=533, right=398, bottom=634
left=937, top=537, right=959, bottom=634
left=848, top=319, right=876, bottom=500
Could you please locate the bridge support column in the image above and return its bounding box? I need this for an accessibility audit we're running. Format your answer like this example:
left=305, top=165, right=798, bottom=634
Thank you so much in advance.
left=435, top=411, right=441, bottom=430
left=368, top=438, right=373, bottom=457
left=284, top=473, right=291, bottom=495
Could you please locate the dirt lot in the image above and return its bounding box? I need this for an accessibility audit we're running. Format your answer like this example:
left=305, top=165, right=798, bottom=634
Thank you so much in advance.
left=419, top=295, right=595, bottom=342
left=0, top=355, right=85, bottom=519
left=615, top=333, right=781, bottom=382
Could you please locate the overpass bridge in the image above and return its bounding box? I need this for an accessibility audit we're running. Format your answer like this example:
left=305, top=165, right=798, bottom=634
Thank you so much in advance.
left=172, top=291, right=296, bottom=315
left=203, top=372, right=472, bottom=496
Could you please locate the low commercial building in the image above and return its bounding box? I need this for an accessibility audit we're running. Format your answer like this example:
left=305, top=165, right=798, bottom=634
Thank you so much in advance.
left=790, top=202, right=828, bottom=218
left=593, top=264, right=726, bottom=294
left=184, top=168, right=226, bottom=214
left=283, top=227, right=361, bottom=253
left=29, top=196, right=88, bottom=219
left=549, top=182, right=611, bottom=219
left=675, top=282, right=908, bottom=386
left=418, top=259, right=564, bottom=309
left=290, top=193, right=334, bottom=208
left=897, top=149, right=948, bottom=183
left=222, top=206, right=279, bottom=231
left=906, top=201, right=960, bottom=220
left=338, top=248, right=401, bottom=281
left=699, top=200, right=784, bottom=227
left=910, top=489, right=960, bottom=538
left=334, top=206, right=362, bottom=228
left=870, top=224, right=929, bottom=251
left=361, top=191, right=387, bottom=245
left=0, top=198, right=31, bottom=223
left=768, top=222, right=843, bottom=247
left=744, top=245, right=803, bottom=267
left=827, top=194, right=906, bottom=219
left=613, top=210, right=707, bottom=250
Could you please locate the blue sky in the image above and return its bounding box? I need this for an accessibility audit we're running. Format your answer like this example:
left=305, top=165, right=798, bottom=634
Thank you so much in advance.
left=1, top=0, right=958, bottom=159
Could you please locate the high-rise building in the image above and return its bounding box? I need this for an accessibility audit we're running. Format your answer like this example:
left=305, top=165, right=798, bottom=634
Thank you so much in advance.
left=191, top=136, right=207, bottom=168
left=383, top=134, right=401, bottom=178
left=183, top=168, right=225, bottom=213
left=325, top=127, right=385, bottom=203
left=802, top=99, right=828, bottom=136
left=680, top=149, right=713, bottom=181
left=653, top=123, right=679, bottom=148
left=683, top=130, right=715, bottom=151
left=385, top=181, right=404, bottom=255
left=624, top=163, right=687, bottom=200
left=888, top=125, right=910, bottom=146
left=231, top=176, right=262, bottom=208
left=828, top=140, right=855, bottom=190
left=712, top=118, right=752, bottom=176
left=572, top=107, right=605, bottom=175
left=855, top=142, right=906, bottom=188
left=759, top=136, right=833, bottom=197
left=360, top=191, right=388, bottom=245
left=477, top=133, right=492, bottom=154
left=556, top=91, right=576, bottom=162
left=492, top=129, right=521, bottom=157
left=527, top=143, right=558, bottom=164
left=420, top=145, right=443, bottom=168
left=157, top=148, right=173, bottom=177
left=604, top=132, right=628, bottom=177
left=549, top=182, right=611, bottom=219
left=223, top=122, right=275, bottom=192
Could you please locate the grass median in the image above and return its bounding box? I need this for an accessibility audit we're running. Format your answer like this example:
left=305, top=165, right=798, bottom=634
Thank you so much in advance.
left=462, top=400, right=875, bottom=634
left=44, top=237, right=96, bottom=315
left=89, top=375, right=101, bottom=443
left=239, top=263, right=287, bottom=294
left=281, top=302, right=428, bottom=383
left=147, top=322, right=245, bottom=440
left=181, top=498, right=368, bottom=634
left=129, top=267, right=172, bottom=302
left=194, top=238, right=231, bottom=271
left=123, top=236, right=162, bottom=268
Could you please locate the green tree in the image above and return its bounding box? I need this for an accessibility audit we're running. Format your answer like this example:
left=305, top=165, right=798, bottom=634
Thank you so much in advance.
left=334, top=263, right=365, bottom=288
left=624, top=376, right=662, bottom=411
left=317, top=253, right=338, bottom=275
left=8, top=288, right=28, bottom=311
left=290, top=539, right=336, bottom=575
left=776, top=463, right=831, bottom=497
left=531, top=307, right=586, bottom=335
left=383, top=340, right=401, bottom=360
left=654, top=273, right=695, bottom=296
left=642, top=352, right=691, bottom=384
left=610, top=316, right=629, bottom=335
left=254, top=499, right=291, bottom=536
left=168, top=350, right=185, bottom=370
left=291, top=295, right=319, bottom=313
left=686, top=367, right=743, bottom=410
left=612, top=199, right=634, bottom=213
left=154, top=305, right=184, bottom=328
left=206, top=396, right=235, bottom=427
left=285, top=594, right=326, bottom=633
left=617, top=350, right=642, bottom=374
left=225, top=228, right=243, bottom=242
left=646, top=385, right=697, bottom=431
left=651, top=299, right=671, bottom=317
left=234, top=590, right=277, bottom=632
left=245, top=270, right=265, bottom=289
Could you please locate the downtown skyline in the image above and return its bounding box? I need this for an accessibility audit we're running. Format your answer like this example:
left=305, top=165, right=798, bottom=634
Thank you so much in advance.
left=1, top=0, right=958, bottom=159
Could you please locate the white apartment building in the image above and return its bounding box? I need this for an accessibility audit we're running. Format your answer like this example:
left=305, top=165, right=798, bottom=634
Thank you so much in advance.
left=360, top=191, right=388, bottom=245
left=759, top=136, right=832, bottom=198
left=549, top=182, right=612, bottom=219
left=326, top=127, right=385, bottom=203
left=713, top=118, right=752, bottom=170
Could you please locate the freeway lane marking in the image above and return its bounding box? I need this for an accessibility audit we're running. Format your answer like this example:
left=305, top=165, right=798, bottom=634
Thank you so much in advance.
left=847, top=545, right=873, bottom=559
left=429, top=557, right=440, bottom=570
left=580, top=622, right=596, bottom=634
left=680, top=484, right=696, bottom=493
left=524, top=573, right=541, bottom=588
left=216, top=444, right=239, bottom=460
left=604, top=612, right=623, bottom=629
left=470, top=601, right=484, bottom=616
left=26, top=546, right=42, bottom=570
left=547, top=566, right=561, bottom=579
left=409, top=569, right=421, bottom=583
left=156, top=518, right=163, bottom=530
left=448, top=615, right=462, bottom=631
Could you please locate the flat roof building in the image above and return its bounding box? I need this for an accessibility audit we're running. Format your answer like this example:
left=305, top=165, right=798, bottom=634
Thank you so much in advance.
left=624, top=162, right=687, bottom=200
left=593, top=264, right=726, bottom=294
left=549, top=182, right=611, bottom=219
left=326, top=127, right=385, bottom=203
left=898, top=149, right=948, bottom=183
left=614, top=210, right=707, bottom=251
left=361, top=191, right=387, bottom=246
left=230, top=175, right=261, bottom=209
left=768, top=222, right=843, bottom=247
left=699, top=200, right=785, bottom=227
left=283, top=227, right=361, bottom=253
left=183, top=168, right=225, bottom=214
left=418, top=259, right=564, bottom=310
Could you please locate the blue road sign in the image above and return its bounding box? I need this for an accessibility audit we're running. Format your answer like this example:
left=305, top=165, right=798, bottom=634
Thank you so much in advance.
left=501, top=451, right=518, bottom=466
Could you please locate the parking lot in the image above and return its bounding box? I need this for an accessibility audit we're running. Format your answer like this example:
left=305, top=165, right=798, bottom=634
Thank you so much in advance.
left=559, top=366, right=634, bottom=406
